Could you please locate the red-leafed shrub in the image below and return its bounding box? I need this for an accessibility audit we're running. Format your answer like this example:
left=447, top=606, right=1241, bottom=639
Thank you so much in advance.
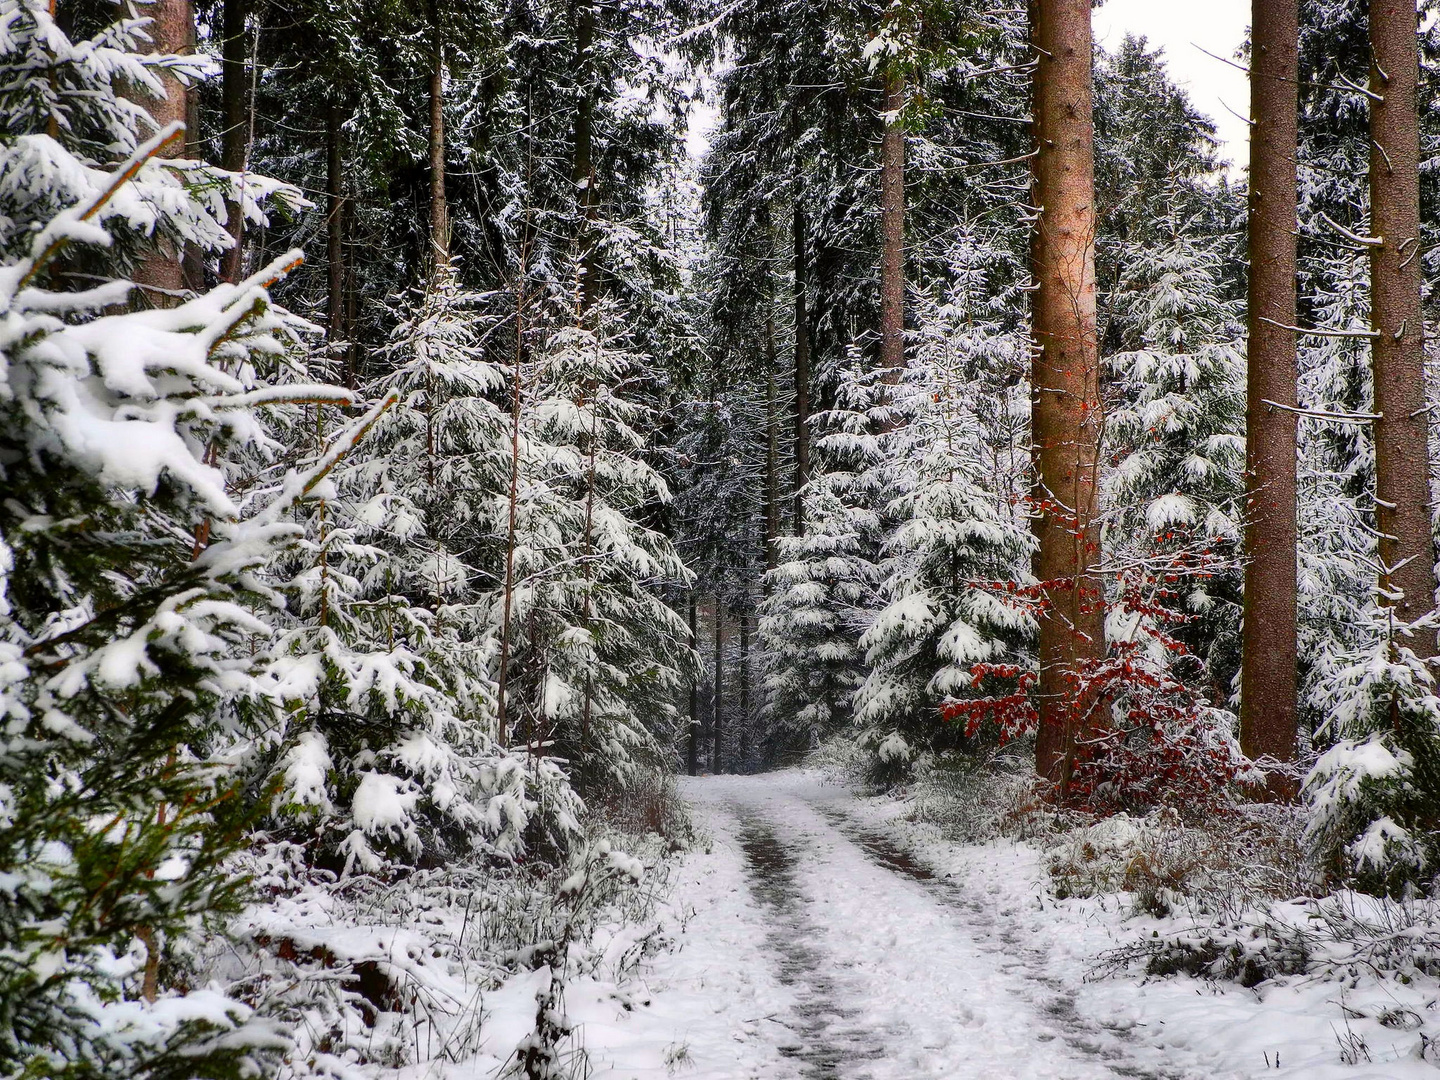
left=942, top=576, right=1255, bottom=820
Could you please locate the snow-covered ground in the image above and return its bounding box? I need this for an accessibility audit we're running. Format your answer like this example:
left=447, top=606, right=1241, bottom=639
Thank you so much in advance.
left=569, top=770, right=1439, bottom=1079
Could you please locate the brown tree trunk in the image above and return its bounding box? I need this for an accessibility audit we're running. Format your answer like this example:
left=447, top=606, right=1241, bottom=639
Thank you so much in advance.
left=326, top=106, right=344, bottom=350
left=713, top=601, right=724, bottom=774
left=793, top=202, right=811, bottom=533
left=429, top=53, right=450, bottom=280
left=1240, top=0, right=1300, bottom=790
left=1370, top=0, right=1439, bottom=659
left=688, top=594, right=699, bottom=776
left=765, top=306, right=780, bottom=572
left=219, top=0, right=247, bottom=283
left=133, top=0, right=194, bottom=300
left=1029, top=0, right=1105, bottom=790
left=879, top=71, right=906, bottom=383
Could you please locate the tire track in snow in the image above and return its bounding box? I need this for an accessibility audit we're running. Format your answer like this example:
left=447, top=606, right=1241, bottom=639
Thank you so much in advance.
left=734, top=812, right=890, bottom=1079
left=810, top=804, right=1197, bottom=1080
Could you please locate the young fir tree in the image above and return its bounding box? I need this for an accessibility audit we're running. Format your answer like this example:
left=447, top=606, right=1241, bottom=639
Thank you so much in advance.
left=1104, top=206, right=1247, bottom=698
left=852, top=223, right=1034, bottom=777
left=488, top=302, right=697, bottom=791
left=757, top=349, right=884, bottom=761
left=853, top=357, right=1034, bottom=778
left=248, top=268, right=581, bottom=874
left=0, top=1, right=331, bottom=1070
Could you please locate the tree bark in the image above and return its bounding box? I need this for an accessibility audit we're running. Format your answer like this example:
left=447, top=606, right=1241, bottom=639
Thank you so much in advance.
left=1240, top=0, right=1300, bottom=789
left=326, top=105, right=344, bottom=349
left=573, top=0, right=598, bottom=311
left=219, top=0, right=247, bottom=284
left=793, top=202, right=811, bottom=533
left=879, top=71, right=906, bottom=383
left=133, top=0, right=195, bottom=300
left=713, top=601, right=724, bottom=774
left=688, top=594, right=699, bottom=776
left=1029, top=0, right=1105, bottom=790
left=765, top=305, right=780, bottom=572
left=738, top=609, right=750, bottom=771
left=429, top=53, right=450, bottom=280
left=1370, top=0, right=1439, bottom=658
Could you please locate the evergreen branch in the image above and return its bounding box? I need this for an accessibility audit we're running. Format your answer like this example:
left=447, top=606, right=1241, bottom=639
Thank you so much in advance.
left=15, top=122, right=187, bottom=292
left=254, top=393, right=398, bottom=526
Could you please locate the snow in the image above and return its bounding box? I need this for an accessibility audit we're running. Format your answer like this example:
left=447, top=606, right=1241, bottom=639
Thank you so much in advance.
left=559, top=771, right=1440, bottom=1079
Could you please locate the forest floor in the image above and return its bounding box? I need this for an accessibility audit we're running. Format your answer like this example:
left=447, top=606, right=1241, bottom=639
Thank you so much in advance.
left=557, top=770, right=1438, bottom=1080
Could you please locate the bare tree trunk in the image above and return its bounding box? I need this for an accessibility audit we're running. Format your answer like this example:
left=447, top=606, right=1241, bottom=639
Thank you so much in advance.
left=688, top=594, right=699, bottom=776
left=1370, top=0, right=1439, bottom=659
left=219, top=0, right=247, bottom=283
left=879, top=71, right=906, bottom=383
left=793, top=202, right=811, bottom=533
left=765, top=306, right=780, bottom=572
left=133, top=0, right=194, bottom=300
left=738, top=609, right=750, bottom=771
left=429, top=53, right=450, bottom=279
left=713, top=601, right=724, bottom=774
left=1029, top=0, right=1105, bottom=791
left=1240, top=0, right=1300, bottom=791
left=496, top=275, right=527, bottom=746
left=344, top=207, right=359, bottom=389
left=573, top=0, right=599, bottom=311
left=326, top=106, right=344, bottom=350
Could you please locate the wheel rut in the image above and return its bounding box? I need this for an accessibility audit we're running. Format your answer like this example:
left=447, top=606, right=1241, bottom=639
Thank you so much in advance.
left=811, top=804, right=1196, bottom=1080
left=735, top=812, right=889, bottom=1079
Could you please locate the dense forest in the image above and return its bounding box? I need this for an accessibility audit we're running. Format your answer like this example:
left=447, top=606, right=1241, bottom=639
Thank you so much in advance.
left=6, top=0, right=1440, bottom=1076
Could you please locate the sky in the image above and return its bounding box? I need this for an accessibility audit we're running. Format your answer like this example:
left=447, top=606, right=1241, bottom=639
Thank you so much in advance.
left=1093, top=0, right=1252, bottom=171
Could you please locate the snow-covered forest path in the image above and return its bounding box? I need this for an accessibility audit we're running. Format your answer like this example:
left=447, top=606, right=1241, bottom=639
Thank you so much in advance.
left=582, top=772, right=1241, bottom=1080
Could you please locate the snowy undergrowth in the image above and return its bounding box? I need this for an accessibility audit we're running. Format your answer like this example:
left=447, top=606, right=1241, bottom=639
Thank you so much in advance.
left=816, top=746, right=1440, bottom=1076
left=191, top=784, right=694, bottom=1080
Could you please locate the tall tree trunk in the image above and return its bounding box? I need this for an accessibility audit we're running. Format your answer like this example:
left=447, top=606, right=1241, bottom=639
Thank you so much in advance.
left=713, top=600, right=724, bottom=774
left=219, top=0, right=247, bottom=283
left=344, top=206, right=359, bottom=389
left=326, top=106, right=344, bottom=351
left=1370, top=0, right=1439, bottom=659
left=738, top=609, right=750, bottom=771
left=1030, top=0, right=1105, bottom=791
left=1240, top=0, right=1300, bottom=789
left=793, top=202, right=811, bottom=533
left=573, top=0, right=598, bottom=310
left=496, top=275, right=527, bottom=747
left=429, top=53, right=450, bottom=280
left=133, top=0, right=195, bottom=300
left=688, top=593, right=699, bottom=776
left=879, top=71, right=906, bottom=383
left=765, top=306, right=780, bottom=572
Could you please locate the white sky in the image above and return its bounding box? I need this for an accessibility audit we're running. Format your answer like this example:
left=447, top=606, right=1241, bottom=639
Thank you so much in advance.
left=1094, top=0, right=1252, bottom=171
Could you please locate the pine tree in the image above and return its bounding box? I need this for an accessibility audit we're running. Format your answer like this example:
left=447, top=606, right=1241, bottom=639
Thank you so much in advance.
left=1030, top=0, right=1105, bottom=792
left=1240, top=0, right=1302, bottom=792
